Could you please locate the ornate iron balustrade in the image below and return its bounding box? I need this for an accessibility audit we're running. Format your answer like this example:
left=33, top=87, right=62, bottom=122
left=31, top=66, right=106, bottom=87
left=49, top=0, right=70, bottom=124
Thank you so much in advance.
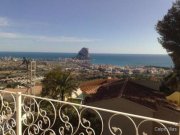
left=0, top=90, right=179, bottom=135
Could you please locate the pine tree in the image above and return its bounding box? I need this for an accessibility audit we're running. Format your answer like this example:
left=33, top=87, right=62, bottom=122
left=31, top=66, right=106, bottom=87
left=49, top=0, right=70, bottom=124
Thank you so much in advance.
left=156, top=1, right=180, bottom=93
left=156, top=1, right=180, bottom=70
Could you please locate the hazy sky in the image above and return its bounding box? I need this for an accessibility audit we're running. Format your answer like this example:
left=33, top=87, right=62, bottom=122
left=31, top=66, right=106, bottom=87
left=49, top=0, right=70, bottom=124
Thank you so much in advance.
left=0, top=0, right=175, bottom=54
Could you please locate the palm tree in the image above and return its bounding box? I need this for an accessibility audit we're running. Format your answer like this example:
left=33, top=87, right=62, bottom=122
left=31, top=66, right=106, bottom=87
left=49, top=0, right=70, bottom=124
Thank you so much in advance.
left=55, top=71, right=78, bottom=101
left=41, top=68, right=78, bottom=101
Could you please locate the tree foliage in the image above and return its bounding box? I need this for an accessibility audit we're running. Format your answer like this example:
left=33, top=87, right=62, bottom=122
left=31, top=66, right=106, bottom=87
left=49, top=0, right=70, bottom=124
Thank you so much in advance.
left=156, top=1, right=180, bottom=70
left=156, top=1, right=180, bottom=93
left=41, top=68, right=78, bottom=101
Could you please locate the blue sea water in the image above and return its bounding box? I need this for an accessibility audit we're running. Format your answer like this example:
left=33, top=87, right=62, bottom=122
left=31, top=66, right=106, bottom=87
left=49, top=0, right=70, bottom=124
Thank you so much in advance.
left=0, top=52, right=173, bottom=67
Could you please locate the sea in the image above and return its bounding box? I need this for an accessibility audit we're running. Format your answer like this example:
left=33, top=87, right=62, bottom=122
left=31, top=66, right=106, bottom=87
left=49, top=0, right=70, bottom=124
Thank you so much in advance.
left=0, top=52, right=173, bottom=68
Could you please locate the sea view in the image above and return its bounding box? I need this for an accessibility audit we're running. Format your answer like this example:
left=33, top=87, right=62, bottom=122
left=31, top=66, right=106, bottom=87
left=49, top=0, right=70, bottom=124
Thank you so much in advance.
left=0, top=52, right=173, bottom=67
left=1, top=0, right=180, bottom=134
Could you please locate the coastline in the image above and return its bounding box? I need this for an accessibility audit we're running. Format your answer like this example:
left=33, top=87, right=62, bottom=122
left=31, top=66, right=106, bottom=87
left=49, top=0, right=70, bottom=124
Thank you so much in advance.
left=0, top=52, right=173, bottom=68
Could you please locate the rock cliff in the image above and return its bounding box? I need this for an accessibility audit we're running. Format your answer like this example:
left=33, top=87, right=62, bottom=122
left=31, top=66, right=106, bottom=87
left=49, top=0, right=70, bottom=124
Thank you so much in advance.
left=75, top=48, right=90, bottom=60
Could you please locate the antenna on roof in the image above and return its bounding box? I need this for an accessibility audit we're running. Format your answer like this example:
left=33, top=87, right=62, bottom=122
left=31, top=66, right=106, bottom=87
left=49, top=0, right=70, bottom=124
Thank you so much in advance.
left=22, top=57, right=36, bottom=95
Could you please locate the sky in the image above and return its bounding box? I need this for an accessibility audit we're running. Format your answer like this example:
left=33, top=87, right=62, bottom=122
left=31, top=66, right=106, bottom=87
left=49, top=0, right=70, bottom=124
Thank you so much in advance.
left=0, top=0, right=176, bottom=54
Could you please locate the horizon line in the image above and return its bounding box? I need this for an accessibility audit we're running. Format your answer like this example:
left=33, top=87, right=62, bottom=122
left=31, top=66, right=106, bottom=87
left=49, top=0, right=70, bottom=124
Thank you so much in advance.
left=0, top=50, right=168, bottom=55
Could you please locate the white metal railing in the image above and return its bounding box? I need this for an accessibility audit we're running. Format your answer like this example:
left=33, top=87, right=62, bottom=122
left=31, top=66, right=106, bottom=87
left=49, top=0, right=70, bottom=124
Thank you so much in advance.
left=0, top=90, right=179, bottom=135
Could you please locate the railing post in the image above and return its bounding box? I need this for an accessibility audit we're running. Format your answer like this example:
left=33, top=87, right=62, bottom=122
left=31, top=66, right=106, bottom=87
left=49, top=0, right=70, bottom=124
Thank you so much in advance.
left=179, top=122, right=180, bottom=135
left=16, top=92, right=22, bottom=135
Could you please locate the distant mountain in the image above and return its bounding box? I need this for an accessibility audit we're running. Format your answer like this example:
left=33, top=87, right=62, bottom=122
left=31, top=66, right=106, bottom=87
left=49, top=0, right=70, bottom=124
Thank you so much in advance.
left=75, top=48, right=90, bottom=60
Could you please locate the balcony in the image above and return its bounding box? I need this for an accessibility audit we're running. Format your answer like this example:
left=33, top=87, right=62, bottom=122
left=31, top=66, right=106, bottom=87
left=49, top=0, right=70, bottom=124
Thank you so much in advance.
left=0, top=90, right=179, bottom=135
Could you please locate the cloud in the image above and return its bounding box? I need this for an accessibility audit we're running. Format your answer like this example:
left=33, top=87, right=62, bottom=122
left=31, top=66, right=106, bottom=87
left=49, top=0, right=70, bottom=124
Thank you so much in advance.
left=0, top=17, right=98, bottom=43
left=34, top=35, right=96, bottom=43
left=0, top=32, right=19, bottom=38
left=0, top=32, right=97, bottom=43
left=0, top=17, right=9, bottom=27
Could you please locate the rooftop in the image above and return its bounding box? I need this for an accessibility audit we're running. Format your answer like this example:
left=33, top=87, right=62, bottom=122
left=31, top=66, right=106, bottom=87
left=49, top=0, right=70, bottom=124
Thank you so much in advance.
left=84, top=79, right=178, bottom=111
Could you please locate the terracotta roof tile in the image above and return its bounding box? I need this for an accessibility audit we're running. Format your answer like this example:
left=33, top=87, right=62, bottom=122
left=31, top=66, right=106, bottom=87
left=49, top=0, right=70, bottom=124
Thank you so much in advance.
left=80, top=78, right=119, bottom=95
left=4, top=85, right=42, bottom=95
